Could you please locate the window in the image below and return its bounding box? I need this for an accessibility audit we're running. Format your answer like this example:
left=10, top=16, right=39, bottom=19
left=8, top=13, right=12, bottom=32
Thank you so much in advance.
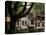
left=42, top=17, right=44, bottom=21
left=42, top=23, right=44, bottom=27
left=38, top=16, right=40, bottom=20
left=35, top=22, right=37, bottom=27
left=25, top=21, right=27, bottom=26
left=17, top=20, right=19, bottom=25
left=38, top=22, right=40, bottom=27
left=31, top=20, right=34, bottom=25
left=22, top=21, right=24, bottom=26
left=42, top=22, right=44, bottom=27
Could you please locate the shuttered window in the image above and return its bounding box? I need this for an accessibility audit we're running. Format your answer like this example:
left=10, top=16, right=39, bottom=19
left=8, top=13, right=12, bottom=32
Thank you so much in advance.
left=38, top=22, right=40, bottom=27
left=31, top=20, right=34, bottom=25
left=22, top=21, right=24, bottom=26
left=25, top=21, right=27, bottom=26
left=17, top=20, right=19, bottom=25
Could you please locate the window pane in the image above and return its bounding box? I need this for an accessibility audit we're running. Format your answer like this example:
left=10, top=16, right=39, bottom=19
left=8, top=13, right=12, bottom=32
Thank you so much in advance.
left=31, top=20, right=34, bottom=25
left=42, top=23, right=44, bottom=27
left=22, top=21, right=24, bottom=25
left=17, top=20, right=19, bottom=25
left=25, top=21, right=27, bottom=26
left=42, top=22, right=44, bottom=27
left=42, top=17, right=44, bottom=21
left=35, top=22, right=37, bottom=27
left=38, top=22, right=40, bottom=27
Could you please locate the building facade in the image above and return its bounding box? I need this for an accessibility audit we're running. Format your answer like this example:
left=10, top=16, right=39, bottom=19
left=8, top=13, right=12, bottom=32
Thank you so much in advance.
left=16, top=15, right=45, bottom=32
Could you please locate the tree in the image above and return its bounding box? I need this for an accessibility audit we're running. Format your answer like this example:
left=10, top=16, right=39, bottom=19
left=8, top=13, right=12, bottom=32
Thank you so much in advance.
left=5, top=1, right=34, bottom=33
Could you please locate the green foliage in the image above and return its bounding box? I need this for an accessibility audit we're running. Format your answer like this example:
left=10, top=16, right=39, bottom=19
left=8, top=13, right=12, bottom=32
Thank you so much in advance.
left=34, top=3, right=45, bottom=15
left=13, top=2, right=24, bottom=15
left=29, top=3, right=45, bottom=16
